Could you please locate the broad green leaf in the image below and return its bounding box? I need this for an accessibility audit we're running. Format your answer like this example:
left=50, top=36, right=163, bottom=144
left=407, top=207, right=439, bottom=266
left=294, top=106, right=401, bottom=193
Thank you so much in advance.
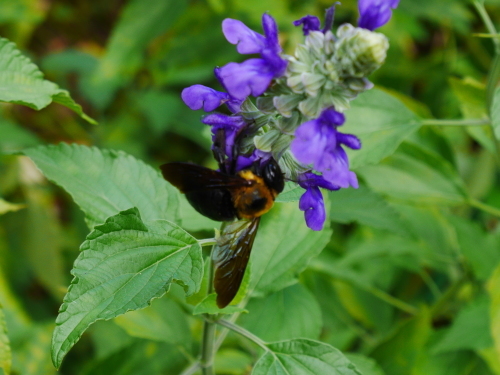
left=51, top=208, right=203, bottom=368
left=491, top=86, right=500, bottom=140
left=0, top=37, right=95, bottom=124
left=358, top=144, right=467, bottom=205
left=372, top=308, right=432, bottom=375
left=0, top=199, right=24, bottom=215
left=275, top=182, right=305, bottom=203
left=89, top=0, right=187, bottom=108
left=0, top=305, right=10, bottom=375
left=23, top=143, right=181, bottom=229
left=449, top=77, right=495, bottom=153
left=249, top=202, right=332, bottom=296
left=345, top=354, right=386, bottom=375
left=114, top=296, right=192, bottom=349
left=487, top=264, right=500, bottom=360
left=432, top=295, right=493, bottom=353
left=329, top=184, right=410, bottom=235
left=239, top=284, right=322, bottom=342
left=89, top=320, right=133, bottom=360
left=193, top=294, right=247, bottom=315
left=81, top=340, right=186, bottom=375
left=343, top=89, right=421, bottom=169
left=252, top=339, right=361, bottom=375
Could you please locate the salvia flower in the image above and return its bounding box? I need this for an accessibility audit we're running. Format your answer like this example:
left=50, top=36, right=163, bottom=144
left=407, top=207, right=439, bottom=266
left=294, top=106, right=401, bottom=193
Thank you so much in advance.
left=291, top=108, right=360, bottom=188
left=298, top=172, right=339, bottom=230
left=358, top=0, right=400, bottom=30
left=217, top=14, right=288, bottom=100
left=179, top=1, right=397, bottom=230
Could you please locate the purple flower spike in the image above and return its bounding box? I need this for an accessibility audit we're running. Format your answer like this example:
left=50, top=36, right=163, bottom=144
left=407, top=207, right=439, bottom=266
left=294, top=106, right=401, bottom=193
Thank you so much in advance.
left=298, top=172, right=339, bottom=231
left=291, top=108, right=361, bottom=188
left=293, top=15, right=321, bottom=36
left=358, top=0, right=400, bottom=30
left=203, top=113, right=246, bottom=160
left=182, top=85, right=230, bottom=112
left=218, top=14, right=287, bottom=100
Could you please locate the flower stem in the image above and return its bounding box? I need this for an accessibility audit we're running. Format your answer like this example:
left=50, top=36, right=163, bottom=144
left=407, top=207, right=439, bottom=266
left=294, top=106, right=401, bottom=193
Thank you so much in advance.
left=420, top=118, right=490, bottom=127
left=215, top=319, right=269, bottom=352
left=200, top=246, right=216, bottom=375
left=473, top=1, right=500, bottom=53
left=198, top=238, right=217, bottom=247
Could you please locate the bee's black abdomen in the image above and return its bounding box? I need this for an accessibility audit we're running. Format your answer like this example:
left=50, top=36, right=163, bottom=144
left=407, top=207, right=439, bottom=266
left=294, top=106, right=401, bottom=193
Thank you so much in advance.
left=186, top=189, right=237, bottom=222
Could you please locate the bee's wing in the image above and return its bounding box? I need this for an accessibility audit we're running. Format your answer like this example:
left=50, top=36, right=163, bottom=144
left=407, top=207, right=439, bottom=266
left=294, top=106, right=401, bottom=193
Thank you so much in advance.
left=212, top=218, right=260, bottom=308
left=160, top=162, right=250, bottom=193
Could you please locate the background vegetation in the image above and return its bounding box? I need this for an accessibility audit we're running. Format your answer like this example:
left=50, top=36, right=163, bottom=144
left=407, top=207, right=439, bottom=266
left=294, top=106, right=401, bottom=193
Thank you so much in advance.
left=1, top=0, right=500, bottom=374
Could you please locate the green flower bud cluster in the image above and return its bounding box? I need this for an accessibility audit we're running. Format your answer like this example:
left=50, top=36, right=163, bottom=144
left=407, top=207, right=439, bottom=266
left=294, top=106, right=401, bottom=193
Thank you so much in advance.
left=276, top=25, right=389, bottom=118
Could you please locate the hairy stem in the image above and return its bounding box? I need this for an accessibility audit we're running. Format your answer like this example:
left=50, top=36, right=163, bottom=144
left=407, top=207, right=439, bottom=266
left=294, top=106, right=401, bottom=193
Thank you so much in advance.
left=215, top=319, right=269, bottom=351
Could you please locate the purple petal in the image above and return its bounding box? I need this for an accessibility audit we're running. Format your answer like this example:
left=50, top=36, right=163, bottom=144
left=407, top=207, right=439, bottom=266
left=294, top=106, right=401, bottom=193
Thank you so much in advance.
left=358, top=0, right=399, bottom=30
left=202, top=113, right=246, bottom=128
left=222, top=19, right=266, bottom=54
left=290, top=119, right=329, bottom=165
left=298, top=172, right=339, bottom=191
left=319, top=147, right=357, bottom=189
left=293, top=15, right=321, bottom=36
left=337, top=133, right=361, bottom=150
left=218, top=59, right=274, bottom=100
left=181, top=85, right=229, bottom=111
left=319, top=107, right=345, bottom=126
left=262, top=14, right=281, bottom=54
left=299, top=187, right=326, bottom=231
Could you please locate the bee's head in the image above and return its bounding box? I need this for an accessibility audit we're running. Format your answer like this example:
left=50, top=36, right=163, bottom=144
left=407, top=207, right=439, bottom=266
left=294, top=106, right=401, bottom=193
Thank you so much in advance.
left=260, top=158, right=285, bottom=194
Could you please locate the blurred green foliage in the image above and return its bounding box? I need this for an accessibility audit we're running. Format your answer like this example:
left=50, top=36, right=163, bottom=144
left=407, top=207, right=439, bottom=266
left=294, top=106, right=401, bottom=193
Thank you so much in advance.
left=1, top=0, right=500, bottom=374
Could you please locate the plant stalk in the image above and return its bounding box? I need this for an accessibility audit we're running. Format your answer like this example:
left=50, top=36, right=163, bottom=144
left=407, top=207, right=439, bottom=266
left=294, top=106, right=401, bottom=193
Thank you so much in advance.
left=420, top=118, right=490, bottom=127
left=200, top=246, right=216, bottom=375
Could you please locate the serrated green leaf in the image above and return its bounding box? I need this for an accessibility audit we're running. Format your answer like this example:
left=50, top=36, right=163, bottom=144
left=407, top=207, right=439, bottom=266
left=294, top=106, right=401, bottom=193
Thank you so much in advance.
left=343, top=89, right=421, bottom=170
left=51, top=208, right=203, bottom=368
left=239, top=284, right=322, bottom=342
left=487, top=264, right=500, bottom=361
left=345, top=354, right=386, bottom=375
left=0, top=37, right=95, bottom=124
left=249, top=202, right=332, bottom=296
left=193, top=294, right=247, bottom=315
left=252, top=339, right=361, bottom=375
left=23, top=143, right=181, bottom=229
left=0, top=305, right=10, bottom=375
left=114, top=296, right=192, bottom=348
left=432, top=295, right=493, bottom=353
left=275, top=182, right=305, bottom=203
left=89, top=0, right=188, bottom=108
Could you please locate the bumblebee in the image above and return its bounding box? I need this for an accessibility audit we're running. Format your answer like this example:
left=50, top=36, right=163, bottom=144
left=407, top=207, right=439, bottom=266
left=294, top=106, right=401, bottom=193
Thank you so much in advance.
left=160, top=158, right=284, bottom=307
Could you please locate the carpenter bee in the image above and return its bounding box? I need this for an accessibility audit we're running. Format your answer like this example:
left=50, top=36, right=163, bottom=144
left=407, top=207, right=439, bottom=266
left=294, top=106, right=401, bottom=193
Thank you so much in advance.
left=160, top=158, right=284, bottom=308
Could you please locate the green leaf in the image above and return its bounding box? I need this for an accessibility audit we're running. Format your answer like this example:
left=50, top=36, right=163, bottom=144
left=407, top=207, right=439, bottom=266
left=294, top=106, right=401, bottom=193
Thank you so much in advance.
left=23, top=143, right=181, bottom=228
left=239, top=284, right=322, bottom=342
left=343, top=89, right=421, bottom=170
left=0, top=116, right=40, bottom=153
left=358, top=144, right=467, bottom=205
left=491, top=86, right=500, bottom=141
left=275, top=182, right=305, bottom=203
left=0, top=199, right=24, bottom=215
left=449, top=77, right=495, bottom=153
left=114, top=296, right=192, bottom=348
left=51, top=208, right=203, bottom=368
left=345, top=354, right=386, bottom=375
left=432, top=295, right=494, bottom=353
left=89, top=0, right=188, bottom=108
left=249, top=202, right=332, bottom=296
left=0, top=37, right=95, bottom=124
left=193, top=294, right=247, bottom=315
left=487, top=264, right=500, bottom=361
left=252, top=339, right=361, bottom=375
left=372, top=308, right=432, bottom=375
left=0, top=305, right=10, bottom=375
left=329, top=184, right=410, bottom=235
left=215, top=348, right=253, bottom=375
